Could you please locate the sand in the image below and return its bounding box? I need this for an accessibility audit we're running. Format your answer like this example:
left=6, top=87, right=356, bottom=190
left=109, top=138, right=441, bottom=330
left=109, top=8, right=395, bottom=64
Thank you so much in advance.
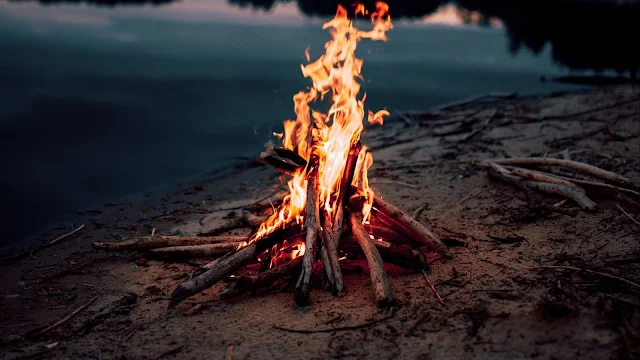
left=1, top=85, right=639, bottom=360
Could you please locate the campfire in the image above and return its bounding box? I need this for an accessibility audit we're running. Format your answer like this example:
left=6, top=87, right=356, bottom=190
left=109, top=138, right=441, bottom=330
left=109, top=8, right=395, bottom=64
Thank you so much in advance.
left=94, top=2, right=451, bottom=308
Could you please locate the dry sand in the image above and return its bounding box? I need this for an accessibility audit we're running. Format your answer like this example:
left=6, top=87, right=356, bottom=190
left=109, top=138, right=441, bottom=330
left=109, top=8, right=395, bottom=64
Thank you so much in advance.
left=1, top=85, right=639, bottom=360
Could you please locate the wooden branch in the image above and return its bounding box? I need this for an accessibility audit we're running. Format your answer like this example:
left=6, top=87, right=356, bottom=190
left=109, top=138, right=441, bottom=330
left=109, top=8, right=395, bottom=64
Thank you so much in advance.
left=169, top=227, right=290, bottom=307
left=349, top=211, right=394, bottom=307
left=531, top=172, right=640, bottom=197
left=371, top=195, right=452, bottom=258
left=146, top=243, right=242, bottom=259
left=262, top=156, right=299, bottom=176
left=334, top=141, right=362, bottom=248
left=318, top=241, right=336, bottom=291
left=488, top=169, right=597, bottom=212
left=340, top=237, right=426, bottom=271
left=30, top=297, right=96, bottom=337
left=488, top=158, right=635, bottom=188
left=221, top=257, right=303, bottom=299
left=320, top=218, right=344, bottom=296
left=508, top=167, right=582, bottom=189
left=93, top=236, right=248, bottom=252
left=294, top=159, right=320, bottom=306
left=273, top=148, right=307, bottom=167
left=364, top=224, right=412, bottom=244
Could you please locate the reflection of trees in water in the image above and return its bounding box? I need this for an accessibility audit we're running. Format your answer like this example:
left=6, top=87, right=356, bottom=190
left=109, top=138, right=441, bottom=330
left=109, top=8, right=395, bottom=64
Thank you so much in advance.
left=228, top=0, right=639, bottom=74
left=454, top=0, right=639, bottom=75
left=8, top=0, right=639, bottom=73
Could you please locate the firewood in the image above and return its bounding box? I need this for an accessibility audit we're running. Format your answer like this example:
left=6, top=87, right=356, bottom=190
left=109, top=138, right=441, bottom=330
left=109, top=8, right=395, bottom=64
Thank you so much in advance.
left=340, top=237, right=427, bottom=271
left=93, top=236, right=247, bottom=252
left=349, top=211, right=395, bottom=307
left=488, top=158, right=635, bottom=188
left=333, top=141, right=362, bottom=247
left=364, top=224, right=411, bottom=243
left=320, top=221, right=344, bottom=296
left=294, top=158, right=321, bottom=306
left=146, top=243, right=242, bottom=259
left=262, top=156, right=299, bottom=176
left=221, top=257, right=303, bottom=299
left=273, top=148, right=308, bottom=167
left=371, top=195, right=452, bottom=258
left=169, top=227, right=291, bottom=307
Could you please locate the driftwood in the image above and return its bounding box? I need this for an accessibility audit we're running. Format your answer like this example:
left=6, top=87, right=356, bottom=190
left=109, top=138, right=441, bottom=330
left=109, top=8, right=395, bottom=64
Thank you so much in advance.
left=489, top=158, right=635, bottom=187
left=371, top=195, right=452, bottom=257
left=294, top=158, right=321, bottom=306
left=488, top=168, right=597, bottom=212
left=93, top=236, right=247, bottom=252
left=349, top=211, right=394, bottom=307
left=508, top=167, right=582, bottom=189
left=146, top=243, right=242, bottom=258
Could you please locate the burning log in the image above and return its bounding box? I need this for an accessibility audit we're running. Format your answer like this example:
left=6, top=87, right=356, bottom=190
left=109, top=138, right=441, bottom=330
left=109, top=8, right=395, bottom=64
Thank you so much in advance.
left=92, top=236, right=247, bottom=252
left=349, top=211, right=395, bottom=307
left=146, top=243, right=243, bottom=259
left=319, top=141, right=361, bottom=295
left=294, top=156, right=321, bottom=306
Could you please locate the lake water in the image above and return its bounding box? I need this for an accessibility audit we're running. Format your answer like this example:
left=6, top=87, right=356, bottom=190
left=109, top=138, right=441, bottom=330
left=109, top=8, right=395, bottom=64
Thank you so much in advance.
left=0, top=0, right=596, bottom=242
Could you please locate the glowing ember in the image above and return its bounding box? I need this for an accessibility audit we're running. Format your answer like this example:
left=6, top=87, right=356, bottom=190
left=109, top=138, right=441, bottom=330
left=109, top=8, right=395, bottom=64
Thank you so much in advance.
left=247, top=2, right=393, bottom=262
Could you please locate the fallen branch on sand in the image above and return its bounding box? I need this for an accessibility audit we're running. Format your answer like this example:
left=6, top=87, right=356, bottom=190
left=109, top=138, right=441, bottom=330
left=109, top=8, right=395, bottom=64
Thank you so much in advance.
left=481, top=156, right=637, bottom=214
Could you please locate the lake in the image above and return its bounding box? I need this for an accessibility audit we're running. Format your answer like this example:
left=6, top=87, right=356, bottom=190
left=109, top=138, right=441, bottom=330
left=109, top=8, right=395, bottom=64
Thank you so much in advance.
left=0, top=0, right=634, bottom=243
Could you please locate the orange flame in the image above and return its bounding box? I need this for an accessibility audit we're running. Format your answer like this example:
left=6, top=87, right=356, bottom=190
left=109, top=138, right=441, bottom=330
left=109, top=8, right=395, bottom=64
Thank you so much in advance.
left=249, top=2, right=393, bottom=255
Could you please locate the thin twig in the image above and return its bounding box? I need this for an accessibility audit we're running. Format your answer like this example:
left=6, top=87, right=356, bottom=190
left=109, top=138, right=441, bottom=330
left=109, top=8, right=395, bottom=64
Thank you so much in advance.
left=530, top=266, right=640, bottom=290
left=616, top=205, right=640, bottom=226
left=273, top=314, right=394, bottom=333
left=423, top=270, right=446, bottom=307
left=371, top=179, right=420, bottom=189
left=31, top=297, right=97, bottom=336
left=50, top=224, right=85, bottom=246
left=30, top=224, right=86, bottom=257
left=459, top=190, right=482, bottom=205
left=412, top=204, right=427, bottom=220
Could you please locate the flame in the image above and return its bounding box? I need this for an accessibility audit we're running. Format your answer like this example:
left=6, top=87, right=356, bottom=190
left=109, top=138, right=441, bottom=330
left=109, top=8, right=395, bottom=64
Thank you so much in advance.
left=249, top=2, right=392, bottom=260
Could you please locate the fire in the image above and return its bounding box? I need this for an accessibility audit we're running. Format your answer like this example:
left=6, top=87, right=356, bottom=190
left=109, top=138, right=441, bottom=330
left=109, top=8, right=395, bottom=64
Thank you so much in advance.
left=248, top=2, right=393, bottom=260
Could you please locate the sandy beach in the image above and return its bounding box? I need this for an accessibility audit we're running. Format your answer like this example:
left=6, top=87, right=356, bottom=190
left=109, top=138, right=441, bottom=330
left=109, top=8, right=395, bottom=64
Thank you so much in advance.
left=1, top=85, right=639, bottom=359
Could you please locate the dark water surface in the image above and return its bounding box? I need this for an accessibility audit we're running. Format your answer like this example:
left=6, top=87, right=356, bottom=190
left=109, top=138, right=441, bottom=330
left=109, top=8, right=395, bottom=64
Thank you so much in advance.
left=0, top=0, right=632, bottom=243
